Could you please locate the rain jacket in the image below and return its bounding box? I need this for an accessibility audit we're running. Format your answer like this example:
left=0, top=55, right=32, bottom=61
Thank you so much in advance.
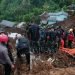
left=0, top=43, right=12, bottom=65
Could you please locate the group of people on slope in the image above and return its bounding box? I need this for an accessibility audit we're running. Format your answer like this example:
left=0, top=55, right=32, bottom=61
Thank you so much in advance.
left=0, top=32, right=30, bottom=75
left=27, top=23, right=75, bottom=54
left=0, top=22, right=75, bottom=75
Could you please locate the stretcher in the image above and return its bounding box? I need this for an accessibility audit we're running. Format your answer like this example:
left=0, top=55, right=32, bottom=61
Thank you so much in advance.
left=59, top=48, right=75, bottom=57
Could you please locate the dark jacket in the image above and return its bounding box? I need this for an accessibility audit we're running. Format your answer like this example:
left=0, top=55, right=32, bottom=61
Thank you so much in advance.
left=29, top=25, right=40, bottom=41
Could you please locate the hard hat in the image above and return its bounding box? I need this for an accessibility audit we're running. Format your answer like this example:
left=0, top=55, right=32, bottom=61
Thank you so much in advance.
left=69, top=28, right=73, bottom=32
left=0, top=33, right=8, bottom=43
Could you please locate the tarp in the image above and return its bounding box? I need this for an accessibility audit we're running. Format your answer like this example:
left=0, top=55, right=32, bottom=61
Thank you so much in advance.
left=47, top=11, right=68, bottom=25
left=56, top=15, right=67, bottom=21
left=59, top=48, right=75, bottom=57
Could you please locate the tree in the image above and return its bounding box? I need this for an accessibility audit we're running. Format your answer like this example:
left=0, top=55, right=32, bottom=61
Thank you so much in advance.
left=31, top=0, right=45, bottom=7
left=0, top=0, right=74, bottom=22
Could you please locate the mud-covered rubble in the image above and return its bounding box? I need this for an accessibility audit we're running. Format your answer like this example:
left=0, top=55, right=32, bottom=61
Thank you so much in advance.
left=14, top=51, right=75, bottom=75
left=32, top=67, right=75, bottom=75
left=55, top=16, right=75, bottom=29
left=16, top=59, right=75, bottom=75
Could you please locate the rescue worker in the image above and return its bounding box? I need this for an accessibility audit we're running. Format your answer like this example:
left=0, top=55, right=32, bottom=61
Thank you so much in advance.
left=16, top=34, right=30, bottom=65
left=0, top=33, right=14, bottom=75
left=39, top=28, right=46, bottom=53
left=56, top=26, right=64, bottom=49
left=61, top=30, right=68, bottom=48
left=68, top=29, right=74, bottom=48
left=46, top=28, right=57, bottom=53
left=28, top=23, right=40, bottom=53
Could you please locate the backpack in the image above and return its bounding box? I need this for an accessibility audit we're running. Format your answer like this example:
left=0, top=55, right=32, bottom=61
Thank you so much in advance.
left=17, top=37, right=29, bottom=50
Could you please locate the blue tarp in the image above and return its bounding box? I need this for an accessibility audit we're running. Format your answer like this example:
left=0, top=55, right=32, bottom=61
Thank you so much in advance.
left=47, top=11, right=68, bottom=25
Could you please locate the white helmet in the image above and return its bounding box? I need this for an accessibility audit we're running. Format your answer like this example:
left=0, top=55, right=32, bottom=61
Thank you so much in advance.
left=69, top=28, right=73, bottom=32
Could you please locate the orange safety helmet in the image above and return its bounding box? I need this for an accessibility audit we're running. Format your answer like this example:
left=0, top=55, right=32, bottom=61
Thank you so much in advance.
left=0, top=33, right=8, bottom=43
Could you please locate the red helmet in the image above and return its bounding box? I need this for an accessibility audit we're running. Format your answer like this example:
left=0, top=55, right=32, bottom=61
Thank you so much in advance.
left=0, top=33, right=8, bottom=43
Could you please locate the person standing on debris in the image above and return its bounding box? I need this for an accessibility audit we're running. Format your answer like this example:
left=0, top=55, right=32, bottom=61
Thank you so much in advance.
left=39, top=28, right=46, bottom=53
left=46, top=28, right=57, bottom=53
left=0, top=33, right=14, bottom=62
left=28, top=22, right=40, bottom=53
left=68, top=29, right=74, bottom=48
left=45, top=28, right=51, bottom=51
left=16, top=34, right=30, bottom=65
left=0, top=33, right=14, bottom=75
left=56, top=26, right=64, bottom=49
left=61, top=30, right=68, bottom=48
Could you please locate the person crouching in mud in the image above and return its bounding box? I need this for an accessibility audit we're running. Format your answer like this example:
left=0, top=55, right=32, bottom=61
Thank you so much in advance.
left=16, top=34, right=30, bottom=66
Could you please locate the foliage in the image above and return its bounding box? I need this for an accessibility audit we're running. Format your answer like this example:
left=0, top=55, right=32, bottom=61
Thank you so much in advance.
left=23, top=13, right=34, bottom=22
left=0, top=0, right=75, bottom=23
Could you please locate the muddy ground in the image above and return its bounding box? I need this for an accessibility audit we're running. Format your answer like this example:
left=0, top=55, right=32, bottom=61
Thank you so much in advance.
left=14, top=51, right=75, bottom=75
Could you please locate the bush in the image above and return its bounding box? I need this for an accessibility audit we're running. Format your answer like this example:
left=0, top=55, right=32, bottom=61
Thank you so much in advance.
left=23, top=13, right=34, bottom=22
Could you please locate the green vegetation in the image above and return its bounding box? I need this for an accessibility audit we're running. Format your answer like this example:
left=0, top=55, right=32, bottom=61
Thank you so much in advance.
left=0, top=0, right=74, bottom=22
